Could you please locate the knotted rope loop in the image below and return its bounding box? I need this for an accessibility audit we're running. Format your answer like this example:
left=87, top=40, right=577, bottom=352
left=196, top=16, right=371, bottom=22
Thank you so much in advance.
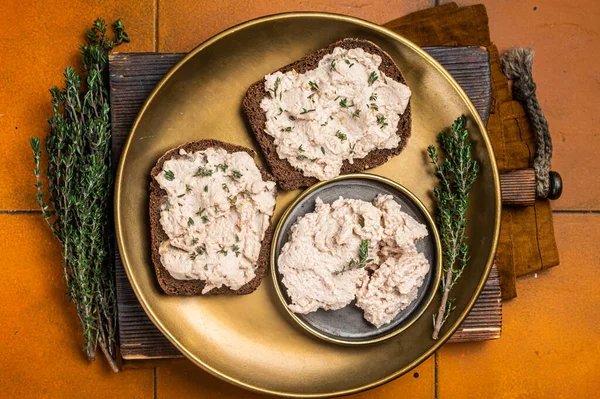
left=501, top=47, right=553, bottom=198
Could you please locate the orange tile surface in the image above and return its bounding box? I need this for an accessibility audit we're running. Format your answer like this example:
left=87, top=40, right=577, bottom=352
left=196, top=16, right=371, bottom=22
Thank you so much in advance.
left=0, top=0, right=155, bottom=211
left=2, top=0, right=598, bottom=397
left=438, top=214, right=600, bottom=398
left=157, top=0, right=433, bottom=52
left=0, top=214, right=154, bottom=398
left=441, top=0, right=600, bottom=210
left=155, top=357, right=434, bottom=398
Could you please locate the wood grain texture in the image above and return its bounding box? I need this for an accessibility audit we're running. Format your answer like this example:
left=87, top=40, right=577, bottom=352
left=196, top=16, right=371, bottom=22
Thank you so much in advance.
left=110, top=53, right=186, bottom=360
left=109, top=53, right=186, bottom=169
left=109, top=47, right=501, bottom=360
left=500, top=168, right=536, bottom=206
left=115, top=255, right=183, bottom=359
left=423, top=46, right=491, bottom=123
left=449, top=264, right=501, bottom=342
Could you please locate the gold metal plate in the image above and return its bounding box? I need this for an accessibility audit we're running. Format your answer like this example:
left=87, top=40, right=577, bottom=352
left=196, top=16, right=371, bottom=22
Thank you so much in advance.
left=115, top=12, right=500, bottom=398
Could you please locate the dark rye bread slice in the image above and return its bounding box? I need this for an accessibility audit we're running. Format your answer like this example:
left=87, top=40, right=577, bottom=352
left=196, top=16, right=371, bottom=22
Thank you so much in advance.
left=242, top=38, right=412, bottom=191
left=149, top=139, right=276, bottom=296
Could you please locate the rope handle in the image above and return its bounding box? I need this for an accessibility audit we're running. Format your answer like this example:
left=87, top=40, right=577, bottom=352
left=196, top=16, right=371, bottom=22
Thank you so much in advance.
left=500, top=47, right=562, bottom=200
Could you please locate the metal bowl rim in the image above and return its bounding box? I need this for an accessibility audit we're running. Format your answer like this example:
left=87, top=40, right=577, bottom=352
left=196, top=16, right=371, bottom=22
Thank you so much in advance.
left=270, top=172, right=444, bottom=345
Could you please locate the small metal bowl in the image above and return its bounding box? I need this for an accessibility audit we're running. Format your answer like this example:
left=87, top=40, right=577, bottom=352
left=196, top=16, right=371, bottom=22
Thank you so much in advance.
left=271, top=173, right=442, bottom=345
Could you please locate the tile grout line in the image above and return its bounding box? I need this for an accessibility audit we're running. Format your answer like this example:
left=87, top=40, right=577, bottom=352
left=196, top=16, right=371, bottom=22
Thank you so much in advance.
left=0, top=210, right=42, bottom=214
left=154, top=0, right=158, bottom=52
left=552, top=210, right=600, bottom=214
left=154, top=367, right=157, bottom=399
left=434, top=352, right=439, bottom=398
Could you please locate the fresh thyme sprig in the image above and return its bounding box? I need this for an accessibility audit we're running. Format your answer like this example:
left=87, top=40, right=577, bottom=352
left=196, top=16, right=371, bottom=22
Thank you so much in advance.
left=334, top=240, right=373, bottom=275
left=428, top=116, right=479, bottom=340
left=29, top=19, right=129, bottom=372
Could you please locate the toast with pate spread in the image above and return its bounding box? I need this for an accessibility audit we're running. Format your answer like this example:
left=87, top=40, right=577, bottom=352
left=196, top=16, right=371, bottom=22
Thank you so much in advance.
left=149, top=139, right=277, bottom=295
left=242, top=38, right=412, bottom=191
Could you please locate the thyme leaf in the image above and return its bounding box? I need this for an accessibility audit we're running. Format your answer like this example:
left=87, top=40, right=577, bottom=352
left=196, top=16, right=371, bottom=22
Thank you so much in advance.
left=164, top=170, right=175, bottom=181
left=376, top=115, right=388, bottom=128
left=268, top=76, right=281, bottom=98
left=215, top=163, right=228, bottom=172
left=194, top=166, right=213, bottom=177
left=368, top=71, right=378, bottom=86
left=334, top=240, right=373, bottom=275
left=339, top=98, right=354, bottom=108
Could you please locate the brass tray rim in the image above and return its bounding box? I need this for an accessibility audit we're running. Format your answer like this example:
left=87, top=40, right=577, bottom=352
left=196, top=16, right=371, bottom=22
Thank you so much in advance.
left=114, top=11, right=501, bottom=398
left=270, top=173, right=443, bottom=345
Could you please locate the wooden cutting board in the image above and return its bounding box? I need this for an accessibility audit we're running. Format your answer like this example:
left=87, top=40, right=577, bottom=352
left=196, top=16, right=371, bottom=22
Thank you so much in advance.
left=109, top=47, right=502, bottom=360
